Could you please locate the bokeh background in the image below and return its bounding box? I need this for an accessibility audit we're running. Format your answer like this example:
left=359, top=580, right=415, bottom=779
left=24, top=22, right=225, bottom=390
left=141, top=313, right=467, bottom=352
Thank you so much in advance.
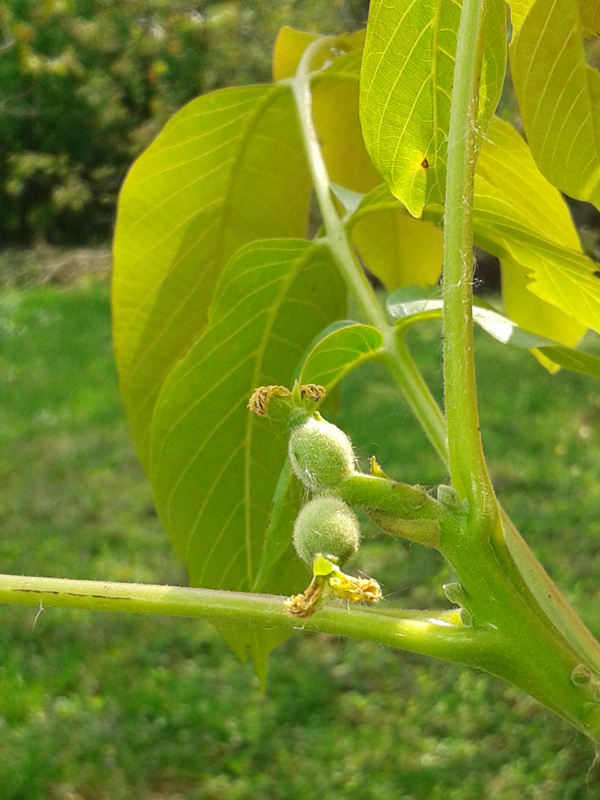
left=0, top=0, right=368, bottom=246
left=2, top=2, right=600, bottom=799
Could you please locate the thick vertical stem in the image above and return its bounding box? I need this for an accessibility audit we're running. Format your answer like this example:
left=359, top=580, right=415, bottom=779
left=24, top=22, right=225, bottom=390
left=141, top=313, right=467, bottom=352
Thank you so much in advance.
left=442, top=0, right=497, bottom=528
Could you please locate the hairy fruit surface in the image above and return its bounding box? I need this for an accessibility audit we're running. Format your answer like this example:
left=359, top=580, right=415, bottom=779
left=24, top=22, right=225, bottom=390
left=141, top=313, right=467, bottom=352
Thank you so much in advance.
left=293, top=496, right=361, bottom=566
left=288, top=415, right=356, bottom=491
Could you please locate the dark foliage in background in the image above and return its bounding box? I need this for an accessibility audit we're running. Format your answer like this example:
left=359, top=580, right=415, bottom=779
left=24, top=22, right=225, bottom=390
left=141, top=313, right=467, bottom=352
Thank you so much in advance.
left=0, top=0, right=369, bottom=246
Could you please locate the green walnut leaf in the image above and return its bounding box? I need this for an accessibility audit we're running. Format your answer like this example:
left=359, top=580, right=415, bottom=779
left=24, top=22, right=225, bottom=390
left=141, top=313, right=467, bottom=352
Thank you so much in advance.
left=112, top=39, right=389, bottom=680
left=350, top=198, right=443, bottom=291
left=113, top=43, right=387, bottom=472
left=151, top=238, right=345, bottom=590
left=113, top=84, right=311, bottom=469
left=359, top=0, right=506, bottom=217
left=387, top=285, right=600, bottom=380
left=473, top=118, right=600, bottom=337
left=509, top=0, right=600, bottom=209
left=150, top=239, right=346, bottom=677
left=387, top=287, right=556, bottom=348
left=299, top=322, right=384, bottom=391
left=536, top=346, right=600, bottom=382
left=351, top=118, right=600, bottom=338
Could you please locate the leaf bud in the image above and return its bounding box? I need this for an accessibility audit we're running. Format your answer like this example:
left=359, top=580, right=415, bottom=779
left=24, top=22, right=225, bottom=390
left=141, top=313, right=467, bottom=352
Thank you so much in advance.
left=443, top=582, right=467, bottom=606
left=293, top=496, right=361, bottom=566
left=571, top=664, right=593, bottom=687
left=437, top=484, right=468, bottom=514
left=288, top=414, right=356, bottom=491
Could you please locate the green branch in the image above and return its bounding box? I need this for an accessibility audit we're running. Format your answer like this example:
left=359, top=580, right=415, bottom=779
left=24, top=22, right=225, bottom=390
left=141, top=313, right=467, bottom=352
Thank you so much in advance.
left=0, top=572, right=483, bottom=664
left=3, top=570, right=600, bottom=742
left=442, top=0, right=497, bottom=525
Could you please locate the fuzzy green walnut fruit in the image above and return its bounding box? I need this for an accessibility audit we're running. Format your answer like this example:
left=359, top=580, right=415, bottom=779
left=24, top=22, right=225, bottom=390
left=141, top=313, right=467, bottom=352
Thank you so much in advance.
left=293, top=496, right=361, bottom=566
left=288, top=415, right=357, bottom=491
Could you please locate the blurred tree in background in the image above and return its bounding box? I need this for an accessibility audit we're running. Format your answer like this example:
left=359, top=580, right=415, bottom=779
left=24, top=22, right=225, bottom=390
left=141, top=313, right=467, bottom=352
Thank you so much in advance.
left=0, top=0, right=368, bottom=245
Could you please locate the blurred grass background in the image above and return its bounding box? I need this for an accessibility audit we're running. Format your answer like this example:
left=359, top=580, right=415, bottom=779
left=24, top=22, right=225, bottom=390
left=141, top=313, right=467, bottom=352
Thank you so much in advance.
left=1, top=264, right=600, bottom=799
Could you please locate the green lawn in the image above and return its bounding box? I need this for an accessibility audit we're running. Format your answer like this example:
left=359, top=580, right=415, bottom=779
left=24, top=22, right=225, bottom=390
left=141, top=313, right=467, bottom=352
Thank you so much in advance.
left=1, top=283, right=600, bottom=799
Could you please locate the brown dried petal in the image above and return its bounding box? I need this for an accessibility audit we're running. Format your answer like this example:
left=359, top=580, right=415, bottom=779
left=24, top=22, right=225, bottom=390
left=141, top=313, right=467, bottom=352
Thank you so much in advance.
left=248, top=385, right=292, bottom=417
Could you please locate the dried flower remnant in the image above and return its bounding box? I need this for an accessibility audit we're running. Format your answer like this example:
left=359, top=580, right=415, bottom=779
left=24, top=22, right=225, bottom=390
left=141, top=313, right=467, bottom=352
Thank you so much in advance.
left=248, top=383, right=326, bottom=418
left=285, top=554, right=381, bottom=619
left=248, top=385, right=292, bottom=417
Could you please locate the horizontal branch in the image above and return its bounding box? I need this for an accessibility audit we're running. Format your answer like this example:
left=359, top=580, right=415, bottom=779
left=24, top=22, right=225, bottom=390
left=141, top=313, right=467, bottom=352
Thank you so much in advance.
left=0, top=572, right=489, bottom=666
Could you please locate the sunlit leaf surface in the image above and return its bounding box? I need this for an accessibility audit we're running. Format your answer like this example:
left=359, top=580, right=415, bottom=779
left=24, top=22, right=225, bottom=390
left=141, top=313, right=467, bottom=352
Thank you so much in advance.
left=113, top=85, right=311, bottom=467
left=387, top=285, right=600, bottom=380
left=149, top=238, right=345, bottom=675
left=300, top=322, right=384, bottom=390
left=351, top=202, right=443, bottom=290
left=352, top=119, right=600, bottom=337
left=150, top=238, right=345, bottom=592
left=359, top=0, right=506, bottom=216
left=474, top=118, right=599, bottom=337
left=509, top=0, right=600, bottom=209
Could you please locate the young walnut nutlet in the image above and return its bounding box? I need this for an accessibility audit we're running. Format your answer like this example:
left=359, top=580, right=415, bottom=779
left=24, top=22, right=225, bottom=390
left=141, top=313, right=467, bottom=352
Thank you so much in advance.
left=288, top=414, right=357, bottom=491
left=293, top=496, right=361, bottom=567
